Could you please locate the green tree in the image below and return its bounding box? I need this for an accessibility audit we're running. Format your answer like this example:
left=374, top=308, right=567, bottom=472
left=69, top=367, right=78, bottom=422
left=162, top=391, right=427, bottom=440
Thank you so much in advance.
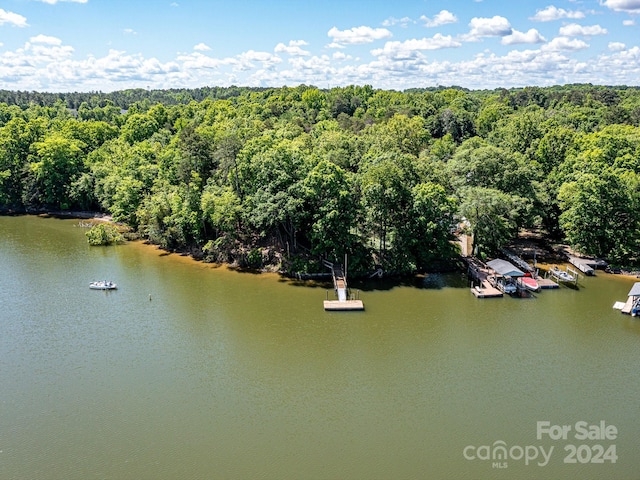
left=360, top=153, right=415, bottom=269
left=121, top=113, right=159, bottom=145
left=459, top=187, right=527, bottom=256
left=447, top=137, right=540, bottom=200
left=243, top=140, right=309, bottom=250
left=201, top=184, right=242, bottom=237
left=558, top=168, right=638, bottom=260
left=25, top=134, right=85, bottom=207
left=86, top=223, right=123, bottom=245
left=0, top=117, right=47, bottom=206
left=302, top=160, right=358, bottom=258
left=407, top=182, right=458, bottom=269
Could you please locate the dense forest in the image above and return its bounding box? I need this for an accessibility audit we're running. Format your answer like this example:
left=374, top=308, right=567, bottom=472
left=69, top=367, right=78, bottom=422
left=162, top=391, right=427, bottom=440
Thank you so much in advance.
left=1, top=84, right=639, bottom=275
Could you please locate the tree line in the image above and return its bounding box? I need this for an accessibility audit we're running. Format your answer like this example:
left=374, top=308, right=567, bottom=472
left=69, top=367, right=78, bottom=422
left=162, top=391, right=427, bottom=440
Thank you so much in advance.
left=1, top=84, right=639, bottom=274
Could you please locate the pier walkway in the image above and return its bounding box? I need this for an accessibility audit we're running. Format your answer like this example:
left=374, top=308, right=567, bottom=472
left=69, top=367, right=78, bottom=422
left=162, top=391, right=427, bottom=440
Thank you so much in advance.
left=323, top=260, right=364, bottom=311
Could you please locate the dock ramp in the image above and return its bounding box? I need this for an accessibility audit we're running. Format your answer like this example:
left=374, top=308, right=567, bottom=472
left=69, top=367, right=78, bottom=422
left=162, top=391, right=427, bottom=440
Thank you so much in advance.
left=323, top=260, right=364, bottom=311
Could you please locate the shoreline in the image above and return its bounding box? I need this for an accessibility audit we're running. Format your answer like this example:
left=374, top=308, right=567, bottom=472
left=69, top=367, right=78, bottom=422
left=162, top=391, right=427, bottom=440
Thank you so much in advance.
left=0, top=206, right=113, bottom=222
left=3, top=209, right=639, bottom=280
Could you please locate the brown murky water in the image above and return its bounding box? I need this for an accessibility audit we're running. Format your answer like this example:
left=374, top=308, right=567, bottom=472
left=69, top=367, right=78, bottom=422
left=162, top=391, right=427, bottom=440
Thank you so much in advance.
left=1, top=215, right=639, bottom=479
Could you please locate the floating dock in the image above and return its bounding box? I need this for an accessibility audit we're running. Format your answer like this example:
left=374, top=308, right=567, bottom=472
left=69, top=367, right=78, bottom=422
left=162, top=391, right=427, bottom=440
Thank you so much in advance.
left=537, top=277, right=559, bottom=289
left=323, top=260, right=364, bottom=311
left=324, top=299, right=365, bottom=311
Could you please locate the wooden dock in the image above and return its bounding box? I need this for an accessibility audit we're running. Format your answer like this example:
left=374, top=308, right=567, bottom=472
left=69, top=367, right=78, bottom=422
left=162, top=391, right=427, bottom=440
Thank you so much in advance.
left=537, top=278, right=559, bottom=289
left=324, top=300, right=365, bottom=311
left=567, top=254, right=607, bottom=276
left=620, top=297, right=634, bottom=315
left=470, top=283, right=503, bottom=298
left=465, top=257, right=503, bottom=298
left=323, top=259, right=364, bottom=311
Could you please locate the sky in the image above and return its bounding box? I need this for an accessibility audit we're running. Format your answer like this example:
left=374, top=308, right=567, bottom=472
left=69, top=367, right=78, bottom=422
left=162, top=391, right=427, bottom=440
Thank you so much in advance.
left=0, top=0, right=639, bottom=92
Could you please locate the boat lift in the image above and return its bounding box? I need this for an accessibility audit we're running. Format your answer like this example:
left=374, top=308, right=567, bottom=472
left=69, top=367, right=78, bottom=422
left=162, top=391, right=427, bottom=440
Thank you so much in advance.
left=546, top=265, right=579, bottom=286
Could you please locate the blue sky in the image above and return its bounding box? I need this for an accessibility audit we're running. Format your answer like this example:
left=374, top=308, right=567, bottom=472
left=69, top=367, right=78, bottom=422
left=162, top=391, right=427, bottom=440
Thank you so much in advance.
left=1, top=0, right=639, bottom=92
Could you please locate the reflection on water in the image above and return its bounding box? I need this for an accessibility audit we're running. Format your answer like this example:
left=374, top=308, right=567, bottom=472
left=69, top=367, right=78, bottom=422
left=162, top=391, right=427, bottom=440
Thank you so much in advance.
left=1, top=215, right=639, bottom=480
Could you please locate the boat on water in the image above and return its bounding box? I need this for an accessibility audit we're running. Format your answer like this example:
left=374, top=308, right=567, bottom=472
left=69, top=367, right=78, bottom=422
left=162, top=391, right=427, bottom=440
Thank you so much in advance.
left=89, top=280, right=117, bottom=290
left=489, top=275, right=517, bottom=294
left=519, top=274, right=540, bottom=292
left=549, top=266, right=576, bottom=283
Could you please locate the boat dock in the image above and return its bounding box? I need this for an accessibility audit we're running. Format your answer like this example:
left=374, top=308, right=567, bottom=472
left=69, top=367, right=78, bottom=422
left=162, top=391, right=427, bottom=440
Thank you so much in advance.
left=465, top=256, right=561, bottom=297
left=615, top=282, right=640, bottom=316
left=323, top=260, right=364, bottom=311
left=567, top=256, right=607, bottom=276
left=465, top=257, right=503, bottom=298
left=537, top=277, right=559, bottom=289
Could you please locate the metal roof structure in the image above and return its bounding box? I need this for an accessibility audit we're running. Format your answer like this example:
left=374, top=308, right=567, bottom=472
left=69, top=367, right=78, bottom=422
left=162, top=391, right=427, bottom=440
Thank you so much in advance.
left=486, top=259, right=525, bottom=278
left=628, top=282, right=640, bottom=297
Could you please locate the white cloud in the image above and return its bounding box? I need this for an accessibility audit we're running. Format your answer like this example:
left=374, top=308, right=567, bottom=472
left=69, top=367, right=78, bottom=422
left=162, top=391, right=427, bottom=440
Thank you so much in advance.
left=275, top=41, right=310, bottom=56
left=327, top=25, right=392, bottom=45
left=502, top=28, right=546, bottom=45
left=382, top=16, right=413, bottom=28
left=0, top=9, right=28, bottom=27
left=601, top=0, right=640, bottom=13
left=288, top=55, right=332, bottom=72
left=170, top=2, right=179, bottom=6
left=2, top=4, right=640, bottom=93
left=177, top=51, right=237, bottom=70
left=332, top=51, right=351, bottom=61
left=559, top=23, right=608, bottom=36
left=531, top=5, right=585, bottom=21
left=421, top=10, right=458, bottom=28
left=30, top=34, right=63, bottom=45
left=541, top=36, right=589, bottom=51
left=467, top=16, right=512, bottom=39
left=623, top=19, right=636, bottom=26
left=371, top=34, right=461, bottom=59
left=12, top=37, right=75, bottom=64
left=193, top=43, right=211, bottom=52
left=123, top=28, right=137, bottom=35
left=2, top=41, right=638, bottom=93
left=236, top=50, right=281, bottom=71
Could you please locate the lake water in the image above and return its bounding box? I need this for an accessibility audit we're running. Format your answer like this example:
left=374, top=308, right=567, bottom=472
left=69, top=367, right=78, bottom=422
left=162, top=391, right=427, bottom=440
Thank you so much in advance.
left=1, top=215, right=639, bottom=480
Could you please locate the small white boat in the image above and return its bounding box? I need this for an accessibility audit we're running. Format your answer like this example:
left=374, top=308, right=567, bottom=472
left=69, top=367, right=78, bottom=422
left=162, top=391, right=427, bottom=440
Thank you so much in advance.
left=490, top=275, right=517, bottom=294
left=550, top=266, right=576, bottom=283
left=89, top=280, right=117, bottom=290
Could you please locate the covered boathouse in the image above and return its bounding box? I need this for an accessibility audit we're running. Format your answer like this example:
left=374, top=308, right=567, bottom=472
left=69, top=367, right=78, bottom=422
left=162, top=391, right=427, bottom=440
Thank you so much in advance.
left=621, top=282, right=640, bottom=316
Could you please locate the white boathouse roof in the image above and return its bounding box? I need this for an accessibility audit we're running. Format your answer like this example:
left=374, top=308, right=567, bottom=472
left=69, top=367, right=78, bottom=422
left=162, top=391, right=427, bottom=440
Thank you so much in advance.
left=486, top=259, right=525, bottom=277
left=628, top=282, right=640, bottom=297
